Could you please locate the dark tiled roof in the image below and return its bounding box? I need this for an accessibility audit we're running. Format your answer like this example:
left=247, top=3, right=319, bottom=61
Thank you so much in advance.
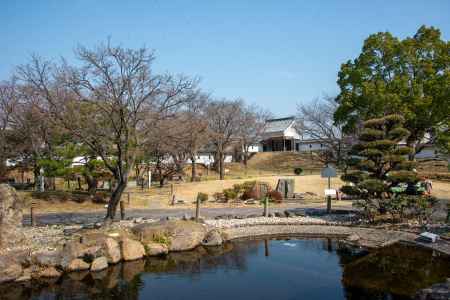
left=264, top=117, right=295, bottom=133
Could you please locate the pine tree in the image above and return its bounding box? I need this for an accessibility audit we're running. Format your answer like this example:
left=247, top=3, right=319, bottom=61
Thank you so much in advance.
left=341, top=114, right=420, bottom=222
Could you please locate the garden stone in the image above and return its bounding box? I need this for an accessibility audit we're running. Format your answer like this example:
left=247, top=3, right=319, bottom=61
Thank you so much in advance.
left=276, top=179, right=295, bottom=199
left=91, top=257, right=108, bottom=272
left=121, top=238, right=145, bottom=261
left=0, top=184, right=25, bottom=248
left=66, top=258, right=90, bottom=272
left=0, top=260, right=22, bottom=283
left=33, top=250, right=61, bottom=267
left=132, top=220, right=207, bottom=251
left=39, top=266, right=62, bottom=278
left=15, top=268, right=32, bottom=282
left=346, top=234, right=360, bottom=242
left=202, top=230, right=223, bottom=246
left=104, top=238, right=121, bottom=264
left=145, top=242, right=168, bottom=256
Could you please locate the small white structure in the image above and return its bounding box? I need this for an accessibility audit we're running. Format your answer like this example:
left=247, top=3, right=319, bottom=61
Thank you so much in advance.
left=261, top=117, right=301, bottom=151
left=185, top=153, right=233, bottom=166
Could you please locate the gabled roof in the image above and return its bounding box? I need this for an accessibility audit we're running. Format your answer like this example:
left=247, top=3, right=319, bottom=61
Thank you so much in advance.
left=264, top=116, right=296, bottom=134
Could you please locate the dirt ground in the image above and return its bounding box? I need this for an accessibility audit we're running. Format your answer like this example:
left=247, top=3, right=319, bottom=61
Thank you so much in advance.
left=20, top=174, right=450, bottom=215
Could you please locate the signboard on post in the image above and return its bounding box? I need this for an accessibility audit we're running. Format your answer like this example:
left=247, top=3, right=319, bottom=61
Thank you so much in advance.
left=321, top=165, right=337, bottom=178
left=321, top=165, right=337, bottom=214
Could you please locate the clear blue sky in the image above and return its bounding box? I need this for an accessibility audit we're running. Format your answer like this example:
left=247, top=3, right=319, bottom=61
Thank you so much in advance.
left=1, top=0, right=449, bottom=116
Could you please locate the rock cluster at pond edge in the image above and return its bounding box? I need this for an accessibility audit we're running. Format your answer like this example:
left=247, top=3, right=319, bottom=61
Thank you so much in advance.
left=0, top=220, right=222, bottom=284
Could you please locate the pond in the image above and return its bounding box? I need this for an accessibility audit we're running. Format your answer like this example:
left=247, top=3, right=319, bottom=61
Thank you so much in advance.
left=3, top=238, right=450, bottom=300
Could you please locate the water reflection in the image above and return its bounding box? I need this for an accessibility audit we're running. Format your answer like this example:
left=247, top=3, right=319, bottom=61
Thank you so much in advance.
left=1, top=238, right=449, bottom=300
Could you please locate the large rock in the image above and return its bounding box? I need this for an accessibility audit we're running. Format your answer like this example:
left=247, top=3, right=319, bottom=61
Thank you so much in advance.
left=39, top=266, right=62, bottom=278
left=132, top=220, right=207, bottom=251
left=0, top=261, right=22, bottom=283
left=121, top=238, right=145, bottom=261
left=276, top=179, right=295, bottom=198
left=145, top=242, right=168, bottom=256
left=60, top=241, right=88, bottom=269
left=33, top=250, right=62, bottom=267
left=90, top=257, right=108, bottom=272
left=104, top=238, right=121, bottom=264
left=0, top=184, right=25, bottom=248
left=201, top=230, right=223, bottom=246
left=66, top=258, right=90, bottom=272
left=79, top=233, right=122, bottom=264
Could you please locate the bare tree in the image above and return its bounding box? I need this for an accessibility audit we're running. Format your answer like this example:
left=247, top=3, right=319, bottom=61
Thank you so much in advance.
left=0, top=80, right=18, bottom=180
left=236, top=104, right=271, bottom=166
left=206, top=99, right=243, bottom=180
left=178, top=92, right=209, bottom=181
left=296, top=96, right=349, bottom=164
left=0, top=81, right=59, bottom=185
left=18, top=42, right=197, bottom=220
left=145, top=117, right=189, bottom=187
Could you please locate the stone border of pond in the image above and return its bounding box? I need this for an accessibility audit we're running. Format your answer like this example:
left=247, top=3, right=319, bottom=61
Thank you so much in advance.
left=1, top=216, right=449, bottom=287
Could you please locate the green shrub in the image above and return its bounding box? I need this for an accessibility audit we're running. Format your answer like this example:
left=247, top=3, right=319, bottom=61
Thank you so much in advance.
left=223, top=188, right=237, bottom=200
left=294, top=167, right=303, bottom=175
left=197, top=192, right=208, bottom=203
left=152, top=233, right=171, bottom=246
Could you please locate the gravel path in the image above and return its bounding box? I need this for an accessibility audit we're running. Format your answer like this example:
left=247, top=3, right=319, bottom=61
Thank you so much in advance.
left=23, top=206, right=354, bottom=225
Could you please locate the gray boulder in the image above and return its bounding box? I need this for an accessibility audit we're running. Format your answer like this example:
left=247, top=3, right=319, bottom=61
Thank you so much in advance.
left=0, top=259, right=22, bottom=283
left=33, top=250, right=62, bottom=267
left=276, top=179, right=295, bottom=198
left=145, top=242, right=168, bottom=256
left=38, top=266, right=62, bottom=278
left=201, top=230, right=223, bottom=246
left=0, top=184, right=24, bottom=248
left=121, top=238, right=145, bottom=261
left=132, top=220, right=207, bottom=252
left=91, top=256, right=108, bottom=272
left=66, top=258, right=90, bottom=272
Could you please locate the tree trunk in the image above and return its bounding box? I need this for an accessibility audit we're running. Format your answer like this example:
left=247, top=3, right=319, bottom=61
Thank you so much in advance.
left=33, top=166, right=40, bottom=190
left=159, top=178, right=165, bottom=188
left=191, top=156, right=197, bottom=182
left=85, top=174, right=98, bottom=195
left=105, top=178, right=127, bottom=220
left=219, top=152, right=225, bottom=180
left=408, top=142, right=417, bottom=161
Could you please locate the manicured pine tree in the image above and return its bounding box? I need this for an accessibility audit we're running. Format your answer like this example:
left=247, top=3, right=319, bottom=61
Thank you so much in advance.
left=341, top=114, right=419, bottom=222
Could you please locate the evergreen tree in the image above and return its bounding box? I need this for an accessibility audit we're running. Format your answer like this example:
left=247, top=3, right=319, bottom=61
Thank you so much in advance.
left=341, top=114, right=421, bottom=221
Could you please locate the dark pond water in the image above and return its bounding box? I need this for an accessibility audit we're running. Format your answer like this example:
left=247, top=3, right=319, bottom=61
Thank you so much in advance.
left=3, top=238, right=450, bottom=300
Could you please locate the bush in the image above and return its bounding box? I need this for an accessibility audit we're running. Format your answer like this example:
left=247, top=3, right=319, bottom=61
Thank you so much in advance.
left=294, top=167, right=303, bottom=175
left=267, top=190, right=282, bottom=203
left=241, top=189, right=258, bottom=200
left=223, top=188, right=238, bottom=201
left=197, top=192, right=208, bottom=203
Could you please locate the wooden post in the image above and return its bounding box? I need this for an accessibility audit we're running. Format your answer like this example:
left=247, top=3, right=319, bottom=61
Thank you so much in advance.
left=127, top=192, right=130, bottom=204
left=327, top=177, right=331, bottom=214
left=30, top=203, right=36, bottom=227
left=120, top=201, right=125, bottom=220
left=171, top=194, right=176, bottom=206
left=263, top=196, right=269, bottom=217
left=264, top=239, right=270, bottom=257
left=195, top=193, right=201, bottom=222
left=170, top=183, right=174, bottom=196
